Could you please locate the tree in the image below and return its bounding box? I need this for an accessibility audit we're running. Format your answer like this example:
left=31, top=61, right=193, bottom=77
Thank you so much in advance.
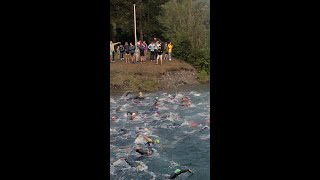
left=161, top=0, right=210, bottom=73
left=110, top=0, right=169, bottom=42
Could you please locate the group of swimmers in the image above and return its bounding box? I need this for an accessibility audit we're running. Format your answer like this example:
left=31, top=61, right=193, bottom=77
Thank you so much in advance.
left=111, top=91, right=211, bottom=179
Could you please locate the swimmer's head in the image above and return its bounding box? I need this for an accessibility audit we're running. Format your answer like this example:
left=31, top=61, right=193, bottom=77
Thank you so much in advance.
left=111, top=116, right=116, bottom=121
left=155, top=96, right=159, bottom=100
left=132, top=112, right=136, bottom=116
left=139, top=92, right=143, bottom=96
left=191, top=122, right=198, bottom=127
left=175, top=169, right=181, bottom=174
left=154, top=139, right=160, bottom=144
left=147, top=149, right=153, bottom=155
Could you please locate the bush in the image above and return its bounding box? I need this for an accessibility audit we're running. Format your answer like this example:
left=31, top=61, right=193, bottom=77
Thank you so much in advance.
left=190, top=47, right=210, bottom=74
left=172, top=38, right=192, bottom=61
left=197, top=69, right=210, bottom=83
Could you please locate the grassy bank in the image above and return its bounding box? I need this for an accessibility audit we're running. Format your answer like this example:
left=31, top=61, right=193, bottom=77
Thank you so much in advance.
left=110, top=57, right=209, bottom=93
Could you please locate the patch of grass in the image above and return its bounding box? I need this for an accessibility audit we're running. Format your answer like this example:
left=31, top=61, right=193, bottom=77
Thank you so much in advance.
left=140, top=77, right=159, bottom=92
left=197, top=69, right=210, bottom=83
left=126, top=74, right=140, bottom=91
left=110, top=57, right=201, bottom=92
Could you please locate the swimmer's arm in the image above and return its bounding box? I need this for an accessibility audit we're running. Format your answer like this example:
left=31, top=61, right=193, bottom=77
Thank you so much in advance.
left=143, top=135, right=153, bottom=143
left=180, top=169, right=191, bottom=173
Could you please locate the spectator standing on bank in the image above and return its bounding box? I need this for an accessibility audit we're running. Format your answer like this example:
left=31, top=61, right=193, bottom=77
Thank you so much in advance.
left=110, top=41, right=121, bottom=62
left=148, top=42, right=155, bottom=62
left=168, top=42, right=173, bottom=61
left=116, top=45, right=120, bottom=60
left=154, top=41, right=160, bottom=60
left=143, top=41, right=148, bottom=61
left=139, top=41, right=146, bottom=63
left=110, top=45, right=113, bottom=62
left=124, top=42, right=130, bottom=63
left=156, top=42, right=164, bottom=65
left=119, top=44, right=125, bottom=61
left=129, top=42, right=136, bottom=63
left=164, top=42, right=168, bottom=61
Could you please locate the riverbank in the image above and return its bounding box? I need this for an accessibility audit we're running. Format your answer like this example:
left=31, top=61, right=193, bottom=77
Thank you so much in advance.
left=110, top=57, right=209, bottom=93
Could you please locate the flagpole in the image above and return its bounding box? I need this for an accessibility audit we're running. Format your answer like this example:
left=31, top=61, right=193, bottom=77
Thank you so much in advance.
left=134, top=4, right=137, bottom=49
left=133, top=4, right=138, bottom=58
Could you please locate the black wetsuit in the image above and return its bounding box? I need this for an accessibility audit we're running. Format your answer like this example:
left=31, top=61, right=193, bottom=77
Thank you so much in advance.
left=199, top=126, right=209, bottom=132
left=124, top=158, right=137, bottom=167
left=145, top=140, right=156, bottom=147
left=127, top=111, right=137, bottom=116
left=168, top=169, right=191, bottom=179
left=119, top=128, right=128, bottom=134
left=165, top=122, right=181, bottom=129
left=133, top=95, right=144, bottom=100
left=136, top=148, right=153, bottom=156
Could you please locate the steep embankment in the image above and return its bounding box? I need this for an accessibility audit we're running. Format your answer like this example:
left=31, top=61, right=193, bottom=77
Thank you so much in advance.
left=110, top=58, right=205, bottom=93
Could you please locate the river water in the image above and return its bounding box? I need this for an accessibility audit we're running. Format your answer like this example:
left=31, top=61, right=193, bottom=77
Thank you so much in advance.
left=110, top=84, right=210, bottom=179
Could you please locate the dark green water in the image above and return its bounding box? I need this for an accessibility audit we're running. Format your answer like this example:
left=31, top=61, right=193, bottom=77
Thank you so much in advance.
left=110, top=84, right=210, bottom=179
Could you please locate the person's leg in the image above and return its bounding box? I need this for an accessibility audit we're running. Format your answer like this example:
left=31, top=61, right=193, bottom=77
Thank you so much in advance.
left=156, top=55, right=159, bottom=64
left=112, top=51, right=115, bottom=62
left=160, top=55, right=163, bottom=65
left=145, top=50, right=147, bottom=61
left=169, top=52, right=172, bottom=61
left=154, top=50, right=157, bottom=61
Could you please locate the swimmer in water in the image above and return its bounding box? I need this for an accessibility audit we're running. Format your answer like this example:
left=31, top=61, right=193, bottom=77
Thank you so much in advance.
left=164, top=122, right=181, bottom=129
left=134, top=146, right=154, bottom=156
left=127, top=92, right=145, bottom=100
left=150, top=104, right=159, bottom=113
left=111, top=116, right=117, bottom=121
left=116, top=106, right=123, bottom=113
left=143, top=135, right=160, bottom=146
left=199, top=126, right=210, bottom=132
left=127, top=111, right=137, bottom=120
left=118, top=158, right=145, bottom=170
left=181, top=97, right=192, bottom=107
left=169, top=94, right=176, bottom=100
left=132, top=92, right=145, bottom=100
left=168, top=169, right=193, bottom=179
left=153, top=97, right=160, bottom=108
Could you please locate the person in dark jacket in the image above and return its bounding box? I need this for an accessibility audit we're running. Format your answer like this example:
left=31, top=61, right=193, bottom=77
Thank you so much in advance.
left=119, top=44, right=125, bottom=60
left=129, top=42, right=136, bottom=63
left=124, top=42, right=130, bottom=63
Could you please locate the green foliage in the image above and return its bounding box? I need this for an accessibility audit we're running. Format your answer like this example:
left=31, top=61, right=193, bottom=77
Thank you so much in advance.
left=173, top=37, right=192, bottom=61
left=161, top=0, right=210, bottom=74
left=189, top=47, right=210, bottom=73
left=197, top=69, right=210, bottom=83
